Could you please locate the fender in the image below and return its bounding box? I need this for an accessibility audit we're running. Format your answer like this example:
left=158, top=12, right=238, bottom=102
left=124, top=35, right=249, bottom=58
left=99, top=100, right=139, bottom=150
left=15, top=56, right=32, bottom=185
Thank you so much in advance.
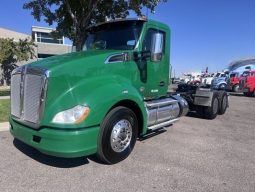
left=41, top=75, right=147, bottom=133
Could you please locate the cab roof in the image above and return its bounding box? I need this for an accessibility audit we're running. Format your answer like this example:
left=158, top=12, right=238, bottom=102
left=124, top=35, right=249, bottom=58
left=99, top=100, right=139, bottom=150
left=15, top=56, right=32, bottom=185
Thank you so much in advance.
left=87, top=18, right=169, bottom=31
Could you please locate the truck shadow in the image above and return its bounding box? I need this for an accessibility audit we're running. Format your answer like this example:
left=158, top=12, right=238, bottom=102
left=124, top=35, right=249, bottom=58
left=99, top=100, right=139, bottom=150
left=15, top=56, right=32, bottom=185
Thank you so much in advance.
left=186, top=111, right=205, bottom=119
left=138, top=129, right=167, bottom=141
left=13, top=139, right=90, bottom=168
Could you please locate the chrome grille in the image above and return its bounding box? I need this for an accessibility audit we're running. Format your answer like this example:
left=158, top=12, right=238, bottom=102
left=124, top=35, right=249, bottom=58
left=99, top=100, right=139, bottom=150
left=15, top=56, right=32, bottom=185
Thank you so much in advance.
left=11, top=74, right=21, bottom=118
left=23, top=74, right=44, bottom=123
left=11, top=66, right=48, bottom=128
left=239, top=79, right=245, bottom=89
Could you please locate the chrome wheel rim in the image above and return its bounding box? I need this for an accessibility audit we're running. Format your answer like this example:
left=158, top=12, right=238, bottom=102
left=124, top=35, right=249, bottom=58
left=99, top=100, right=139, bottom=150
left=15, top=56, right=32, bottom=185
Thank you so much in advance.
left=220, top=84, right=225, bottom=89
left=234, top=85, right=239, bottom=92
left=213, top=98, right=219, bottom=114
left=110, top=119, right=132, bottom=153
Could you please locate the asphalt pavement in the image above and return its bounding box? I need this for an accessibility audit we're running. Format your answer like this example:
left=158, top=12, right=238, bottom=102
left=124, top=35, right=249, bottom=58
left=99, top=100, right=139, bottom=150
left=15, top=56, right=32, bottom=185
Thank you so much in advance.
left=0, top=93, right=254, bottom=192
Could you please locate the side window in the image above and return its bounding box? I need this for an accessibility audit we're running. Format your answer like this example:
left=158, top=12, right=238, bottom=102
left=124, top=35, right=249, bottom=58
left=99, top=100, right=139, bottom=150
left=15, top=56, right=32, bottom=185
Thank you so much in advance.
left=143, top=28, right=165, bottom=62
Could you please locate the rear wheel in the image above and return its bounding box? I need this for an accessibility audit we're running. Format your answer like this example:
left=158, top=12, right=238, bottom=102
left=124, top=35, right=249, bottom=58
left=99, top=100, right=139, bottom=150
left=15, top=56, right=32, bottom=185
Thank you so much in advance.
left=218, top=92, right=228, bottom=115
left=97, top=106, right=138, bottom=164
left=204, top=94, right=219, bottom=119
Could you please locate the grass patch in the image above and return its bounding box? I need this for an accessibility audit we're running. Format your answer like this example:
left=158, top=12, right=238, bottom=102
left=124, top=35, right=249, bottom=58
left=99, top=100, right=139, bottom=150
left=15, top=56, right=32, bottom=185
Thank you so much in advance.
left=0, top=99, right=10, bottom=122
left=0, top=90, right=10, bottom=96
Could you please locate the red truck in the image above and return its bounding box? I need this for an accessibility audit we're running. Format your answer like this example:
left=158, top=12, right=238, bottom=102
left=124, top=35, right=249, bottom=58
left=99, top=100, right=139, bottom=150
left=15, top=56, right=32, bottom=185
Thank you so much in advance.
left=239, top=70, right=255, bottom=96
left=229, top=72, right=240, bottom=92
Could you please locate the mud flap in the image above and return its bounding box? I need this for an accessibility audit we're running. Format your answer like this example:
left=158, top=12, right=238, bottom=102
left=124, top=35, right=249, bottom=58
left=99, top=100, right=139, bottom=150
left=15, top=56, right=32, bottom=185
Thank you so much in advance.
left=194, top=89, right=214, bottom=107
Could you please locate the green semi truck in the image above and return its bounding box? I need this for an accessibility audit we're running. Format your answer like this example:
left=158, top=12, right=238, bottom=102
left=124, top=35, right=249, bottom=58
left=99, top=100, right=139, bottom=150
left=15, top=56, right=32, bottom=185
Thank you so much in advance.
left=9, top=18, right=228, bottom=164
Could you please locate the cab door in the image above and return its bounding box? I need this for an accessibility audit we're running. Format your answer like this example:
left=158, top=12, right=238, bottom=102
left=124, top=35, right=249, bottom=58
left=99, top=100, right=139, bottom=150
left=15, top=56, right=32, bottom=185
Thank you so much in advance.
left=141, top=27, right=169, bottom=99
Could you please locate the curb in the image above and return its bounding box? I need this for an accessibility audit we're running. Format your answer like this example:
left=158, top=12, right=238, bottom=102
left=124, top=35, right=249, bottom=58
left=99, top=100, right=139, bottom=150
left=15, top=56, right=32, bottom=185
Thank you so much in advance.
left=0, top=96, right=10, bottom=100
left=0, top=122, right=9, bottom=132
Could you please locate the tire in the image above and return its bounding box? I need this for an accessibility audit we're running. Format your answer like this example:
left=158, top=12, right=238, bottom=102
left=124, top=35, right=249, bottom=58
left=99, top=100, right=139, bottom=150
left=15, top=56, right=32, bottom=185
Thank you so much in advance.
left=219, top=83, right=226, bottom=90
left=218, top=92, right=228, bottom=115
left=232, top=84, right=239, bottom=92
left=252, top=89, right=255, bottom=97
left=204, top=94, right=219, bottom=119
left=97, top=106, right=138, bottom=164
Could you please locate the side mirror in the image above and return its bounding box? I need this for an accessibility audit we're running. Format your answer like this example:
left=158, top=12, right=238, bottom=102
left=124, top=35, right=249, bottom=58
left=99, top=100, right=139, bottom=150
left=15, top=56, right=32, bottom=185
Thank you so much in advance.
left=141, top=50, right=151, bottom=60
left=151, top=33, right=163, bottom=62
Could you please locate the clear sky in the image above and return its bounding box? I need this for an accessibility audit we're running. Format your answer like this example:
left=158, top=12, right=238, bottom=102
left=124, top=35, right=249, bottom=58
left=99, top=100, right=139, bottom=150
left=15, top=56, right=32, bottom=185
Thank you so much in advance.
left=0, top=0, right=255, bottom=76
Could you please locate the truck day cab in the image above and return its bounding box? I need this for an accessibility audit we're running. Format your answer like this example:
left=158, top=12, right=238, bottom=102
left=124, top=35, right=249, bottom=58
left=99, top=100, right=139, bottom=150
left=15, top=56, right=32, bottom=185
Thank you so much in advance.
left=239, top=70, right=255, bottom=96
left=229, top=72, right=240, bottom=92
left=10, top=18, right=229, bottom=164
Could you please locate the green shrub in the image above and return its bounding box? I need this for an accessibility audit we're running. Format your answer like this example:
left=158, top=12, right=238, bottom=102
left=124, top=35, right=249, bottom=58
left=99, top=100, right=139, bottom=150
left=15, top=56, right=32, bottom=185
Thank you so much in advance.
left=0, top=90, right=10, bottom=96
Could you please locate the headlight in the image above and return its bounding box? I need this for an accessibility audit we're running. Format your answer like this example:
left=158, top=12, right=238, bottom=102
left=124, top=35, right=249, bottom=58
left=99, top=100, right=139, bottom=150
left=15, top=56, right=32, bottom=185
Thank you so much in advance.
left=52, top=105, right=90, bottom=124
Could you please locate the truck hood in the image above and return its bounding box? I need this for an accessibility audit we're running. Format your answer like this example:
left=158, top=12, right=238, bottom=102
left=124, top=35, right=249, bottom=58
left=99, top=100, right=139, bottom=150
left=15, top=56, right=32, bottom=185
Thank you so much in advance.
left=212, top=77, right=228, bottom=85
left=214, top=77, right=227, bottom=81
left=27, top=49, right=122, bottom=76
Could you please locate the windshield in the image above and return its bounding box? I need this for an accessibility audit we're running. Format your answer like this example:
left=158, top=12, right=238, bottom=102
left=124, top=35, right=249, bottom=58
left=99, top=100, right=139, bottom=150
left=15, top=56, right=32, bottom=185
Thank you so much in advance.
left=241, top=71, right=250, bottom=77
left=230, top=73, right=238, bottom=78
left=83, top=20, right=144, bottom=51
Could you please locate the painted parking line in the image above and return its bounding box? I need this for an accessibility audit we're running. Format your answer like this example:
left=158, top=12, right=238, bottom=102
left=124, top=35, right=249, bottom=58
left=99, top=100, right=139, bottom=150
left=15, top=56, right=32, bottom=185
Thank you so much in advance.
left=0, top=122, right=9, bottom=132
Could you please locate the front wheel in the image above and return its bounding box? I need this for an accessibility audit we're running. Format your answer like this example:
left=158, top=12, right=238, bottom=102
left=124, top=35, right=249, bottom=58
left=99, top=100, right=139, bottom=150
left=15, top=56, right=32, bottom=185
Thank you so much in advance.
left=97, top=106, right=138, bottom=164
left=219, top=83, right=226, bottom=90
left=233, top=84, right=239, bottom=92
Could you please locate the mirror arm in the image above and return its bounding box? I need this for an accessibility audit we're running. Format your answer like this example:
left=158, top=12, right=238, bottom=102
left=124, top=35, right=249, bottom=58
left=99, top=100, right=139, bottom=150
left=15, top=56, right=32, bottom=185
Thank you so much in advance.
left=133, top=51, right=148, bottom=83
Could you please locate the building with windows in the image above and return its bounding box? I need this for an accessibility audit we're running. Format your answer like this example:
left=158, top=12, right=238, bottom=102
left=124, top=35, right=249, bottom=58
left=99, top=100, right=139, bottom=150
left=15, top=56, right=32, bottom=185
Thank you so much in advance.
left=0, top=26, right=72, bottom=85
left=32, top=26, right=72, bottom=59
left=0, top=26, right=72, bottom=60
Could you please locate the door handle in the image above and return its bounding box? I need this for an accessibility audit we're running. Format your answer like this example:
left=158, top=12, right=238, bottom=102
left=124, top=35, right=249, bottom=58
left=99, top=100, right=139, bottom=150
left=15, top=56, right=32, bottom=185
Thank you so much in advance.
left=159, top=81, right=165, bottom=87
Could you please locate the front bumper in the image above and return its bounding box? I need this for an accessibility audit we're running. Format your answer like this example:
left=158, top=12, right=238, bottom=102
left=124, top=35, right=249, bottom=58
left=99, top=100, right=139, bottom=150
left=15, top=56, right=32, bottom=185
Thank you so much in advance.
left=227, top=84, right=233, bottom=91
left=9, top=118, right=99, bottom=158
left=238, top=87, right=249, bottom=93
